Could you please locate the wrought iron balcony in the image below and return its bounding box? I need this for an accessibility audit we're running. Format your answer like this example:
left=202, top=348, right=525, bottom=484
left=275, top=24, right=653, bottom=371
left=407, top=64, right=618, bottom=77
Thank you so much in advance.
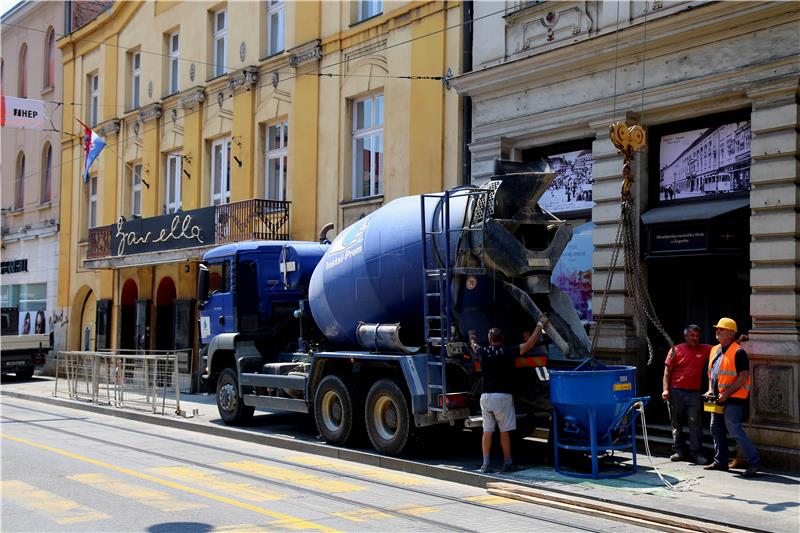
left=86, top=199, right=291, bottom=260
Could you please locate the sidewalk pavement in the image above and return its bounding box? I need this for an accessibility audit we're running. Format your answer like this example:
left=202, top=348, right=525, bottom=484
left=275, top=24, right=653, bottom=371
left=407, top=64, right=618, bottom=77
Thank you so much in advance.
left=2, top=376, right=798, bottom=533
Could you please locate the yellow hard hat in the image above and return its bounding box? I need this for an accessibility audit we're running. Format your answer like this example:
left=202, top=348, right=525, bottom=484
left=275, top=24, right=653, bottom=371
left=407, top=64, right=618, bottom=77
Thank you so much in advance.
left=713, top=317, right=738, bottom=332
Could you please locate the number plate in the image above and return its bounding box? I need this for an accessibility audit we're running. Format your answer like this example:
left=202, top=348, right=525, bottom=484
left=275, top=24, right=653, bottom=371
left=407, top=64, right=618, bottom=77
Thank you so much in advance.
left=613, top=383, right=632, bottom=391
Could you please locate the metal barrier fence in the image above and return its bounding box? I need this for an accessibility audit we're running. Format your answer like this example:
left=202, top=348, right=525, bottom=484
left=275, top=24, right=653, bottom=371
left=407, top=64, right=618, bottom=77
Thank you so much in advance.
left=54, top=350, right=185, bottom=415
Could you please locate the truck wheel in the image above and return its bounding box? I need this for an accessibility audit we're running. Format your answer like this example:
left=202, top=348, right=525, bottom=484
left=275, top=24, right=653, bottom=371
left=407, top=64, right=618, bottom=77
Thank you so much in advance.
left=216, top=368, right=254, bottom=425
left=15, top=368, right=34, bottom=380
left=365, top=379, right=411, bottom=456
left=314, top=375, right=361, bottom=445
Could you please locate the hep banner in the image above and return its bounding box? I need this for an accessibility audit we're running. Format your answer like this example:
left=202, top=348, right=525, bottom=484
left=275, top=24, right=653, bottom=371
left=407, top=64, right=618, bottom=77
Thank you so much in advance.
left=0, top=95, right=48, bottom=130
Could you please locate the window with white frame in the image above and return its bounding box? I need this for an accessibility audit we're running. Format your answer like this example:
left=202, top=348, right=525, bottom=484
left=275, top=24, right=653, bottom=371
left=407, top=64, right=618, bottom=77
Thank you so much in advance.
left=165, top=153, right=182, bottom=213
left=88, top=176, right=98, bottom=228
left=211, top=138, right=231, bottom=205
left=131, top=163, right=142, bottom=218
left=131, top=51, right=141, bottom=109
left=213, top=8, right=227, bottom=77
left=267, top=1, right=285, bottom=56
left=352, top=94, right=384, bottom=199
left=265, top=121, right=288, bottom=200
left=89, top=74, right=99, bottom=126
left=168, top=32, right=180, bottom=95
left=357, top=0, right=382, bottom=21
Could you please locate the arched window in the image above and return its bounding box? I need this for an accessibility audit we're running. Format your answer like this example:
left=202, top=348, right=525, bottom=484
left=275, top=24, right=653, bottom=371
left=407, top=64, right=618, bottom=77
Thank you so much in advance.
left=41, top=143, right=52, bottom=204
left=44, top=28, right=55, bottom=88
left=18, top=43, right=27, bottom=97
left=15, top=152, right=25, bottom=210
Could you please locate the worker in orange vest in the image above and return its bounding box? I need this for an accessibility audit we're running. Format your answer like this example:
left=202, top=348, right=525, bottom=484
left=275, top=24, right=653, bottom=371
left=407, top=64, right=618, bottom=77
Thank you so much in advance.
left=703, top=317, right=760, bottom=476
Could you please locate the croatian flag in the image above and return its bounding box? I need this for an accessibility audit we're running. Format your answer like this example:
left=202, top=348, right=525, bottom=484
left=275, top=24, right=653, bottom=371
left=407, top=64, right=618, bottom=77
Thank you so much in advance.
left=77, top=118, right=106, bottom=183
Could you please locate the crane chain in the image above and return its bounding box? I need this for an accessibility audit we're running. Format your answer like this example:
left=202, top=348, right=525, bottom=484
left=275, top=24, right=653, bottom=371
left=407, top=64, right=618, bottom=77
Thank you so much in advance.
left=591, top=197, right=675, bottom=364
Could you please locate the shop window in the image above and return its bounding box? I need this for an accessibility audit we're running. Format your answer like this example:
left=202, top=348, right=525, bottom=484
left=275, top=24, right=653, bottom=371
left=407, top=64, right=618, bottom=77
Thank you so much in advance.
left=165, top=152, right=182, bottom=213
left=41, top=143, right=52, bottom=204
left=211, top=137, right=231, bottom=205
left=651, top=110, right=752, bottom=204
left=352, top=93, right=383, bottom=199
left=265, top=120, right=288, bottom=200
left=267, top=1, right=284, bottom=56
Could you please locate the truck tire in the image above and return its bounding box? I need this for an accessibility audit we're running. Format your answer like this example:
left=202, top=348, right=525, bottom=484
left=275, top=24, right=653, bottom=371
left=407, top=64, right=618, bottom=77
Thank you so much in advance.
left=314, top=375, right=362, bottom=446
left=216, top=368, right=254, bottom=425
left=15, top=368, right=34, bottom=380
left=365, top=379, right=411, bottom=456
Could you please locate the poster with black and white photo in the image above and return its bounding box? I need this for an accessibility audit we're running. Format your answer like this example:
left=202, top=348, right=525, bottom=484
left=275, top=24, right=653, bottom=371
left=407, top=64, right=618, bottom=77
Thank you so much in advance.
left=538, top=149, right=594, bottom=213
left=659, top=120, right=751, bottom=202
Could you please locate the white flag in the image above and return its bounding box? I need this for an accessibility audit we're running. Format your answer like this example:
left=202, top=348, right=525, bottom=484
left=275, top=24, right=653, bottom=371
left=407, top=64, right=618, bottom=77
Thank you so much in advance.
left=1, top=95, right=48, bottom=130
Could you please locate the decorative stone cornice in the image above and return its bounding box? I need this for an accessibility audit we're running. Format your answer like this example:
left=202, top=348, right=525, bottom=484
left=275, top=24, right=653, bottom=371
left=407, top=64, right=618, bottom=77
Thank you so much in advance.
left=137, top=103, right=162, bottom=123
left=178, top=86, right=206, bottom=110
left=746, top=76, right=800, bottom=108
left=95, top=118, right=121, bottom=137
left=227, top=66, right=259, bottom=94
left=289, top=40, right=322, bottom=68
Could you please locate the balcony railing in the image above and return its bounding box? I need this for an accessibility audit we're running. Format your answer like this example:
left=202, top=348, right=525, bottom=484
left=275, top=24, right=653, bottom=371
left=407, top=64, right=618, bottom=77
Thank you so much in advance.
left=86, top=199, right=291, bottom=260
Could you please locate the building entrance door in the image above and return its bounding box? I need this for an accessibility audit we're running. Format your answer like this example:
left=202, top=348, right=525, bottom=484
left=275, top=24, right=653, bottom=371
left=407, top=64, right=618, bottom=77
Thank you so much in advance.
left=155, top=277, right=176, bottom=351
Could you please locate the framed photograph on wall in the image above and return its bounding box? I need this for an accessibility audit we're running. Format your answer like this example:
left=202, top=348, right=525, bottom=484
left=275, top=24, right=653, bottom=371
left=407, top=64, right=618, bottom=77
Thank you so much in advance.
left=523, top=140, right=594, bottom=217
left=654, top=112, right=751, bottom=204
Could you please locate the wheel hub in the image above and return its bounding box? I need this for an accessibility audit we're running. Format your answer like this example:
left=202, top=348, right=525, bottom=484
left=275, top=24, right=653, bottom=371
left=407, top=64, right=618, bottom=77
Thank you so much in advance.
left=219, top=383, right=237, bottom=412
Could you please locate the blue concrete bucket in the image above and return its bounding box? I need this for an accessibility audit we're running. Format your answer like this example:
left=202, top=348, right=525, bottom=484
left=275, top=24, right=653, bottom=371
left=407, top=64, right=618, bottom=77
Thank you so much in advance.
left=550, top=358, right=649, bottom=479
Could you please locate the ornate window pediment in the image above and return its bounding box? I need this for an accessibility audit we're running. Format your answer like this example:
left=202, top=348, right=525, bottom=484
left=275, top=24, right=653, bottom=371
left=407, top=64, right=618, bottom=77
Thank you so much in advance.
left=505, top=2, right=593, bottom=55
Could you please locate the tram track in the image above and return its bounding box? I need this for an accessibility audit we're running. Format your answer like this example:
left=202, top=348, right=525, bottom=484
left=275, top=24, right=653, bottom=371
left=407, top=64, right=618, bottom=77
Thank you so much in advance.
left=0, top=399, right=612, bottom=533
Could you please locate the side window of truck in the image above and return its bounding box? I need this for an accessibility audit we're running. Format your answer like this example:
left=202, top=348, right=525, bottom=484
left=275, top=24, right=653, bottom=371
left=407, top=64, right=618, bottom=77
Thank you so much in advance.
left=208, top=261, right=230, bottom=296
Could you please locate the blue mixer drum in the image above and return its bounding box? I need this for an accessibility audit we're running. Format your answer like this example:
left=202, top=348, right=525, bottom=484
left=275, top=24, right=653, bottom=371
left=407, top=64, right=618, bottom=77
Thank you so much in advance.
left=550, top=358, right=649, bottom=478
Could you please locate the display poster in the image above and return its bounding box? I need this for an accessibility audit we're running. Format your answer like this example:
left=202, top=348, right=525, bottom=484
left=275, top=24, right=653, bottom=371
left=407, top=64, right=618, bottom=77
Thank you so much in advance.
left=538, top=149, right=594, bottom=213
left=550, top=222, right=593, bottom=324
left=659, top=120, right=751, bottom=202
left=17, top=309, right=48, bottom=335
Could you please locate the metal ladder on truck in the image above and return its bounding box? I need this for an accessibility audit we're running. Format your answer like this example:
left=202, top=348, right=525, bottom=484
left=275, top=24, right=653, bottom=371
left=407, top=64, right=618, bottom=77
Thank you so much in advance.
left=419, top=188, right=490, bottom=414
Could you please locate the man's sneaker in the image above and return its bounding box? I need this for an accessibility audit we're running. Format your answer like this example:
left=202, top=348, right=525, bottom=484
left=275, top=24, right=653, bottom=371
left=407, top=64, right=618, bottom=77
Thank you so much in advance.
left=669, top=453, right=684, bottom=462
left=703, top=462, right=728, bottom=471
left=479, top=464, right=493, bottom=474
left=728, top=456, right=747, bottom=469
left=742, top=464, right=760, bottom=477
left=501, top=463, right=522, bottom=473
left=693, top=455, right=709, bottom=465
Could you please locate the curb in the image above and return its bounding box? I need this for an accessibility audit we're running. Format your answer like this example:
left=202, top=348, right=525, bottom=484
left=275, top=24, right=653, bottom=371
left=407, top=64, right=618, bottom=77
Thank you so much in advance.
left=0, top=389, right=771, bottom=533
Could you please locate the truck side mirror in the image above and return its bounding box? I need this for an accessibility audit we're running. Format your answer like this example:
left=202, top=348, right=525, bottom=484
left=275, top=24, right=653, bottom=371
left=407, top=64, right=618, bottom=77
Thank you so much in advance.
left=197, top=263, right=209, bottom=306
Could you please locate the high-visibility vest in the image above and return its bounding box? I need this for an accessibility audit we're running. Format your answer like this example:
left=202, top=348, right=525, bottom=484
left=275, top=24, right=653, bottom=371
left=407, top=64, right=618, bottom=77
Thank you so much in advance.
left=708, top=341, right=750, bottom=399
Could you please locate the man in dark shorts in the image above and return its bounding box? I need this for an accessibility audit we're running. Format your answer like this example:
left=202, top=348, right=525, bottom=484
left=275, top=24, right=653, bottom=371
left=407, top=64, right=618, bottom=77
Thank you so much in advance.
left=470, top=316, right=549, bottom=473
left=662, top=324, right=711, bottom=465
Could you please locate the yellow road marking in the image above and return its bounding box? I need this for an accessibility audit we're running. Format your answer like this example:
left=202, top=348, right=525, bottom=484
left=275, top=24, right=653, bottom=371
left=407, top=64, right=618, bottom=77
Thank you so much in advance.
left=285, top=455, right=429, bottom=486
left=465, top=494, right=523, bottom=505
left=69, top=472, right=207, bottom=512
left=0, top=433, right=340, bottom=533
left=151, top=466, right=285, bottom=503
left=331, top=509, right=392, bottom=523
left=391, top=504, right=439, bottom=516
left=213, top=523, right=271, bottom=532
left=220, top=460, right=364, bottom=493
left=0, top=480, right=110, bottom=525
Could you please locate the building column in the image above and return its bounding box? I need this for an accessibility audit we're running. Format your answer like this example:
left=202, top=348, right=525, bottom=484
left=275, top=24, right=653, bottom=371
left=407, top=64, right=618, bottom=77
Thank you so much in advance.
left=588, top=115, right=643, bottom=365
left=745, top=78, right=800, bottom=469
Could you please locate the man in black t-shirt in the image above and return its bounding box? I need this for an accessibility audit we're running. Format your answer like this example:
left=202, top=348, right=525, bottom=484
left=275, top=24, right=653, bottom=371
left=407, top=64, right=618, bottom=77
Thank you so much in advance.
left=470, top=316, right=549, bottom=473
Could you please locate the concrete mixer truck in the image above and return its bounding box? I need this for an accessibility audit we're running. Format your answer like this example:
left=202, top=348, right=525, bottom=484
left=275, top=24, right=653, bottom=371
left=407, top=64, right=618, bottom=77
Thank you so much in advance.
left=198, top=160, right=591, bottom=455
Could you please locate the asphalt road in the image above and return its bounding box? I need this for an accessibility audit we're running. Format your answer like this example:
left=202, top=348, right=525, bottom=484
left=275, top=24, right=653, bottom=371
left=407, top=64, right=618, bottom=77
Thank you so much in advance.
left=0, top=396, right=650, bottom=533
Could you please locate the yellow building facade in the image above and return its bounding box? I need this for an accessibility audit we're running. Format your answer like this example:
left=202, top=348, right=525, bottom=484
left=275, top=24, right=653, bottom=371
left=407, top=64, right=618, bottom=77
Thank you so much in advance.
left=57, top=1, right=464, bottom=382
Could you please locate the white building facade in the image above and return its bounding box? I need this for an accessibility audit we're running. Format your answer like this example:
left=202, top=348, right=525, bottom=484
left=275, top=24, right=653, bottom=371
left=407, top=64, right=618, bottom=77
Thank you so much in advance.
left=453, top=1, right=800, bottom=468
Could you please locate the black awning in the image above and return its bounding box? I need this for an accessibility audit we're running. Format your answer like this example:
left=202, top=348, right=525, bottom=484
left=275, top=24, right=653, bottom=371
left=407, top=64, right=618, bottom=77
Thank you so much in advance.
left=641, top=197, right=749, bottom=225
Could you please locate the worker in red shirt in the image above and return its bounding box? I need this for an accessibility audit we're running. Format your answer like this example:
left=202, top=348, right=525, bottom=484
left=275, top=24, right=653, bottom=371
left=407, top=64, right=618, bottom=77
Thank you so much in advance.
left=662, top=324, right=711, bottom=465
